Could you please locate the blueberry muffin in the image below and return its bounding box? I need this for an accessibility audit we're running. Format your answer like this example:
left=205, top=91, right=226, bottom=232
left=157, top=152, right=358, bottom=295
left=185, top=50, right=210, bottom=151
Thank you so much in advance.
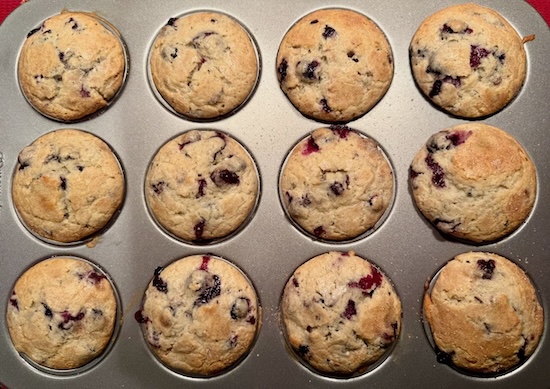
left=410, top=3, right=528, bottom=118
left=276, top=8, right=393, bottom=122
left=281, top=251, right=401, bottom=376
left=409, top=123, right=536, bottom=243
left=149, top=11, right=258, bottom=119
left=136, top=254, right=260, bottom=376
left=280, top=126, right=393, bottom=241
left=145, top=130, right=258, bottom=242
left=12, top=129, right=125, bottom=243
left=7, top=257, right=117, bottom=370
left=18, top=11, right=126, bottom=121
left=424, top=251, right=544, bottom=374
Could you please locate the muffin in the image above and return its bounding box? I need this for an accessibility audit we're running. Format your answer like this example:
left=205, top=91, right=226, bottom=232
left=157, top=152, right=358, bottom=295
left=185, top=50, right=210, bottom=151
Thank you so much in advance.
left=276, top=8, right=393, bottom=122
left=7, top=257, right=118, bottom=370
left=136, top=254, right=260, bottom=376
left=423, top=251, right=544, bottom=374
left=281, top=251, right=401, bottom=376
left=409, top=3, right=528, bottom=118
left=149, top=11, right=258, bottom=120
left=12, top=129, right=125, bottom=244
left=145, top=130, right=258, bottom=242
left=280, top=126, right=393, bottom=241
left=409, top=123, right=536, bottom=243
left=18, top=11, right=126, bottom=121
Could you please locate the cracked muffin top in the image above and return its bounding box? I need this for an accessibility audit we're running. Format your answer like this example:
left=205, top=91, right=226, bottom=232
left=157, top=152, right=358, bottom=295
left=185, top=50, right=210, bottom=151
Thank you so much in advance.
left=12, top=128, right=125, bottom=243
left=18, top=11, right=126, bottom=121
left=424, top=251, right=543, bottom=374
left=149, top=11, right=258, bottom=120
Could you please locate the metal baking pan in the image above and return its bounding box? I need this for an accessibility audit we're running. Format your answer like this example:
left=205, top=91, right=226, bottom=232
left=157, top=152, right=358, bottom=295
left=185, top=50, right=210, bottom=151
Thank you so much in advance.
left=1, top=0, right=549, bottom=387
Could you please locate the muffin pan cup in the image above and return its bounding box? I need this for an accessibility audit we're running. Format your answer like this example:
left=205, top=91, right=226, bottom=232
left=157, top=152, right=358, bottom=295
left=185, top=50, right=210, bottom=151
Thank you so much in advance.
left=1, top=0, right=549, bottom=388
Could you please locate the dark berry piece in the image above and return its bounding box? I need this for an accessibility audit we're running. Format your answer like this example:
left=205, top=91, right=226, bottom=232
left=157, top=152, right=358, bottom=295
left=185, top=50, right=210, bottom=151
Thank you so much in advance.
left=200, top=256, right=210, bottom=271
left=313, top=226, right=325, bottom=237
left=60, top=176, right=67, bottom=190
left=320, top=98, right=332, bottom=113
left=470, top=45, right=491, bottom=68
left=58, top=310, right=85, bottom=330
left=80, top=85, right=90, bottom=98
left=167, top=17, right=178, bottom=26
left=347, top=51, right=359, bottom=62
left=303, top=60, right=320, bottom=80
left=306, top=325, right=313, bottom=332
left=42, top=303, right=53, bottom=318
left=46, top=154, right=61, bottom=163
left=330, top=181, right=345, bottom=196
left=27, top=26, right=41, bottom=37
left=247, top=316, right=256, bottom=325
left=134, top=310, right=149, bottom=324
left=278, top=59, right=288, bottom=82
left=426, top=66, right=442, bottom=76
left=435, top=347, right=454, bottom=365
left=517, top=336, right=528, bottom=362
left=342, top=299, right=357, bottom=319
left=211, top=169, right=240, bottom=186
left=77, top=165, right=84, bottom=172
left=425, top=154, right=445, bottom=188
left=300, top=194, right=312, bottom=207
left=429, top=80, right=442, bottom=98
left=497, top=53, right=506, bottom=64
left=150, top=332, right=161, bottom=348
left=302, top=136, right=320, bottom=155
left=349, top=265, right=383, bottom=296
left=443, top=75, right=461, bottom=88
left=9, top=291, right=18, bottom=310
left=230, top=297, right=251, bottom=320
left=229, top=334, right=239, bottom=348
left=153, top=266, right=168, bottom=293
left=322, top=25, right=336, bottom=39
left=196, top=178, right=207, bottom=198
left=285, top=191, right=293, bottom=204
left=441, top=24, right=473, bottom=34
left=310, top=19, right=319, bottom=24
left=86, top=271, right=106, bottom=285
left=441, top=24, right=454, bottom=34
left=58, top=52, right=65, bottom=62
left=382, top=323, right=398, bottom=344
left=194, top=218, right=206, bottom=240
left=194, top=274, right=221, bottom=306
left=330, top=125, right=350, bottom=138
left=170, top=47, right=178, bottom=59
left=297, top=344, right=310, bottom=358
left=446, top=130, right=472, bottom=146
left=409, top=167, right=421, bottom=180
left=292, top=277, right=299, bottom=287
left=151, top=181, right=166, bottom=195
left=477, top=259, right=496, bottom=280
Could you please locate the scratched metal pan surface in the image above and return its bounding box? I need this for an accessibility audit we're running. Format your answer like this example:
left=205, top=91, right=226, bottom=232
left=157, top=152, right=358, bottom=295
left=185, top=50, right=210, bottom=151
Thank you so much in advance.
left=1, top=0, right=549, bottom=387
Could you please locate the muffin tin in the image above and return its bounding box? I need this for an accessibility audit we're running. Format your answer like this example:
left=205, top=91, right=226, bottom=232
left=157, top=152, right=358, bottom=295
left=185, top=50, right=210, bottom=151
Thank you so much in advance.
left=1, top=0, right=549, bottom=388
